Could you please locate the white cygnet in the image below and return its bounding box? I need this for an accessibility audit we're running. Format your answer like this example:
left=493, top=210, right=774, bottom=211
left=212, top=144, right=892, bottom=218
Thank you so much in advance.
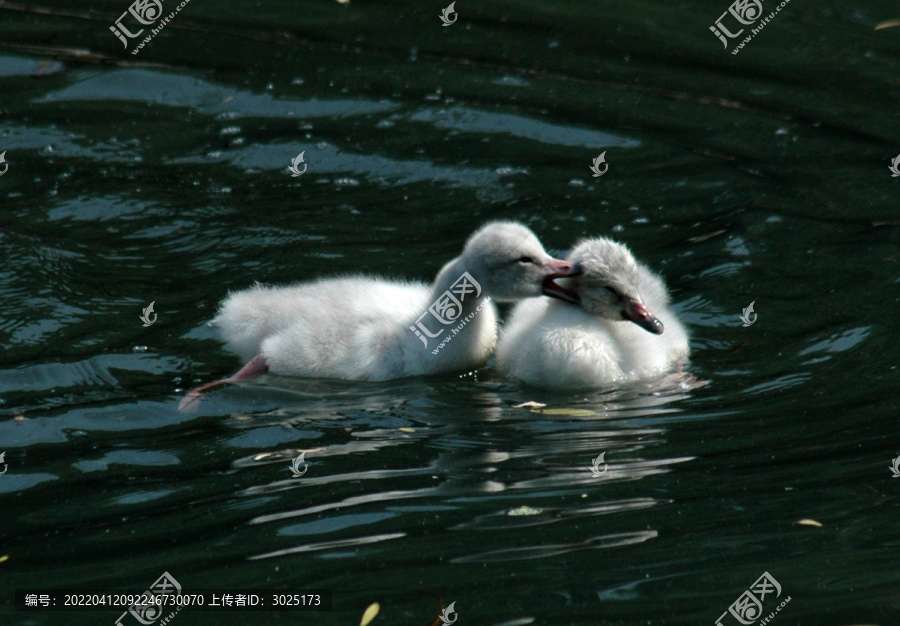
left=496, top=237, right=689, bottom=390
left=180, top=222, right=579, bottom=410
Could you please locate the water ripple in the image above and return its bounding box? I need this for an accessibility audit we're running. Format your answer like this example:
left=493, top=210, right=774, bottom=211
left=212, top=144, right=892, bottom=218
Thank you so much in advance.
left=451, top=530, right=658, bottom=563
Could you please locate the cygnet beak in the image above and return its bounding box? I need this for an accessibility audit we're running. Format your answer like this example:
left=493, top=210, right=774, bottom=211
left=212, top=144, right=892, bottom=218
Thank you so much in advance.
left=622, top=300, right=664, bottom=334
left=542, top=259, right=583, bottom=304
left=545, top=258, right=582, bottom=277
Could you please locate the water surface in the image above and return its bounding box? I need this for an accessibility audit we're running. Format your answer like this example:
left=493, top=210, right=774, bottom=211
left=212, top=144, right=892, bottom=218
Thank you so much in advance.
left=1, top=1, right=899, bottom=625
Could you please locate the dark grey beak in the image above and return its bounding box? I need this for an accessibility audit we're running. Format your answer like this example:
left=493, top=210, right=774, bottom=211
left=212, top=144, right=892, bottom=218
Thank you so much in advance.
left=622, top=300, right=664, bottom=334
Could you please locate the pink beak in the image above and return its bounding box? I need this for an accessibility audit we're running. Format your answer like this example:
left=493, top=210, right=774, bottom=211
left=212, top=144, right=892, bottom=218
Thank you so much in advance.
left=545, top=258, right=581, bottom=276
left=542, top=259, right=582, bottom=304
left=622, top=300, right=664, bottom=334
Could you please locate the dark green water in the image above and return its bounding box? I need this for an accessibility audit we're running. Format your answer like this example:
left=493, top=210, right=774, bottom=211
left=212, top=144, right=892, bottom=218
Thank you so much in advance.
left=2, top=1, right=900, bottom=625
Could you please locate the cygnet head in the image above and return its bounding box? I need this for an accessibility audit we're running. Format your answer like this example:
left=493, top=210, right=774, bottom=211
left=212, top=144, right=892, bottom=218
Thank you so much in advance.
left=457, top=221, right=581, bottom=303
left=562, top=237, right=664, bottom=334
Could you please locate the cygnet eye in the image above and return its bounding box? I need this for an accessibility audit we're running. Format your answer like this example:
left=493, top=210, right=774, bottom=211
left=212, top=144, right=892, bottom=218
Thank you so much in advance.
left=517, top=256, right=536, bottom=265
left=604, top=286, right=620, bottom=297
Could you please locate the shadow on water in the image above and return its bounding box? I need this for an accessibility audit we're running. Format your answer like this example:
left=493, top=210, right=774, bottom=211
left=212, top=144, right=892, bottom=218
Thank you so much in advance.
left=1, top=0, right=900, bottom=624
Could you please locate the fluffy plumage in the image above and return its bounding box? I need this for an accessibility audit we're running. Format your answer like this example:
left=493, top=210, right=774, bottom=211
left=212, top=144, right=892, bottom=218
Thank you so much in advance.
left=212, top=221, right=577, bottom=381
left=496, top=237, right=689, bottom=389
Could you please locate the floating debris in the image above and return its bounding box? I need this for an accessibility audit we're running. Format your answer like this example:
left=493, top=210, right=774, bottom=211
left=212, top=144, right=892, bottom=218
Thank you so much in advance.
left=687, top=229, right=727, bottom=243
left=795, top=518, right=823, bottom=527
left=533, top=408, right=598, bottom=417
left=507, top=506, right=543, bottom=516
left=360, top=602, right=380, bottom=626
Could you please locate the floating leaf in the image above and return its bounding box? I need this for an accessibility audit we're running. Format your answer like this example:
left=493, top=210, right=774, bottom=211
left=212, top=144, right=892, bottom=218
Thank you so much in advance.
left=533, top=408, right=597, bottom=416
left=0, top=555, right=8, bottom=563
left=795, top=518, right=823, bottom=527
left=513, top=401, right=546, bottom=408
left=875, top=19, right=900, bottom=30
left=398, top=427, right=415, bottom=433
left=360, top=602, right=380, bottom=626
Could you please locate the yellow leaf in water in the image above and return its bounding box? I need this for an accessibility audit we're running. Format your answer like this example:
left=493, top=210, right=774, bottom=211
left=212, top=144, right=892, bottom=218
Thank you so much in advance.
left=360, top=602, right=380, bottom=626
left=399, top=427, right=415, bottom=433
left=533, top=408, right=598, bottom=416
left=795, top=518, right=823, bottom=527
left=875, top=19, right=900, bottom=30
left=0, top=555, right=8, bottom=563
left=513, top=401, right=546, bottom=408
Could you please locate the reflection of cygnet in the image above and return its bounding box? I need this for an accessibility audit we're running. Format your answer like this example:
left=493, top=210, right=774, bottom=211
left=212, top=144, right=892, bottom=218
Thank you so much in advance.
left=496, top=237, right=690, bottom=389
